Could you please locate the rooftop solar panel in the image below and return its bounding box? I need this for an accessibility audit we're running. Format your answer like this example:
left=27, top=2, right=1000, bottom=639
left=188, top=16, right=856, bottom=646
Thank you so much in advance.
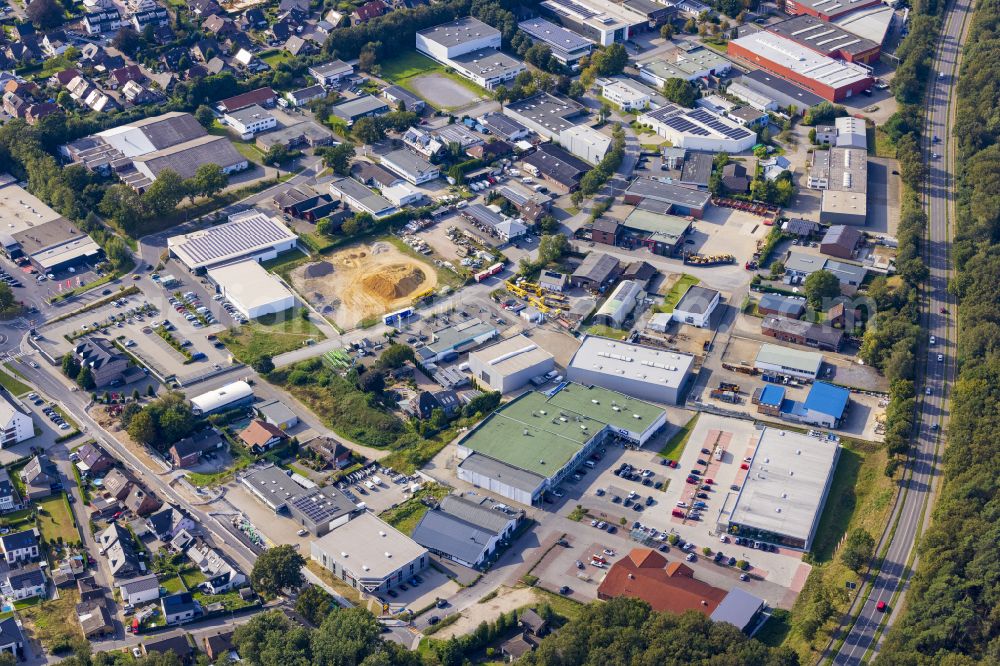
left=547, top=0, right=598, bottom=19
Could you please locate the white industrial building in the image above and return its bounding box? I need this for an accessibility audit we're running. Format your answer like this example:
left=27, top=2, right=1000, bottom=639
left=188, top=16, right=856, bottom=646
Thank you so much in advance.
left=724, top=81, right=778, bottom=112
left=727, top=425, right=840, bottom=551
left=467, top=334, right=555, bottom=393
left=671, top=285, right=720, bottom=328
left=223, top=105, right=276, bottom=139
left=382, top=183, right=423, bottom=207
left=380, top=150, right=440, bottom=185
left=539, top=0, right=647, bottom=46
left=168, top=210, right=297, bottom=272
left=310, top=513, right=428, bottom=593
left=416, top=17, right=524, bottom=91
left=599, top=78, right=651, bottom=111
left=329, top=177, right=397, bottom=219
left=416, top=17, right=501, bottom=61
left=559, top=125, right=612, bottom=165
left=566, top=336, right=695, bottom=405
left=518, top=18, right=594, bottom=67
left=0, top=396, right=33, bottom=448
left=754, top=343, right=823, bottom=380
left=190, top=381, right=254, bottom=416
left=207, top=260, right=296, bottom=320
left=639, top=104, right=757, bottom=153
left=593, top=280, right=642, bottom=328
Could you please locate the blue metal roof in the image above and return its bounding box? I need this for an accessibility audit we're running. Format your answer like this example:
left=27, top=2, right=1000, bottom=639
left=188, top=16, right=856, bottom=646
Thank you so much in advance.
left=803, top=381, right=850, bottom=418
left=759, top=385, right=785, bottom=407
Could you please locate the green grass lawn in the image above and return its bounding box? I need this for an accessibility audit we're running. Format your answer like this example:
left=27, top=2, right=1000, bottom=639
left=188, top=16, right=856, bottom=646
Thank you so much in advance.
left=0, top=508, right=34, bottom=531
left=655, top=274, right=700, bottom=313
left=159, top=575, right=184, bottom=594
left=35, top=494, right=78, bottom=545
left=260, top=49, right=294, bottom=69
left=219, top=308, right=326, bottom=365
left=0, top=364, right=31, bottom=396
left=379, top=50, right=489, bottom=108
left=658, top=413, right=699, bottom=461
left=180, top=568, right=206, bottom=590
left=52, top=406, right=80, bottom=432
left=18, top=590, right=82, bottom=650
left=584, top=324, right=628, bottom=340
left=232, top=140, right=264, bottom=164
left=379, top=485, right=451, bottom=535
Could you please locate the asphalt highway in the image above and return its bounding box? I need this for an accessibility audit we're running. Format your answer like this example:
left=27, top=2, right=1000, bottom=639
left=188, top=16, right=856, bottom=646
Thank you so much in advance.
left=826, top=2, right=969, bottom=663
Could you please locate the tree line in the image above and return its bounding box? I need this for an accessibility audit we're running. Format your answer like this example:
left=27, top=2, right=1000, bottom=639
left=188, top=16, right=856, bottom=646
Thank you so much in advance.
left=875, top=0, right=1000, bottom=661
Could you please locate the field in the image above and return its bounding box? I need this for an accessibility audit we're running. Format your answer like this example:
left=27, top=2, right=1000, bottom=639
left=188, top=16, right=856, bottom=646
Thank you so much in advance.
left=289, top=241, right=437, bottom=329
left=380, top=51, right=487, bottom=110
left=36, top=494, right=78, bottom=545
left=219, top=308, right=326, bottom=365
left=583, top=324, right=628, bottom=340
left=18, top=589, right=83, bottom=651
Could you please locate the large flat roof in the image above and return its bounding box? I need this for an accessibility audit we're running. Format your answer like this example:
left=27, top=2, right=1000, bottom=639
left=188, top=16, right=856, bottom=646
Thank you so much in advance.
left=730, top=32, right=871, bottom=89
left=832, top=5, right=895, bottom=43
left=625, top=177, right=712, bottom=211
left=417, top=16, right=499, bottom=48
left=459, top=384, right=663, bottom=477
left=568, top=335, right=695, bottom=390
left=450, top=48, right=525, bottom=80
left=540, top=0, right=647, bottom=31
left=741, top=69, right=825, bottom=108
left=168, top=210, right=296, bottom=270
left=312, top=513, right=426, bottom=579
left=730, top=426, right=840, bottom=545
left=207, top=260, right=294, bottom=313
left=638, top=48, right=731, bottom=79
left=755, top=343, right=823, bottom=374
left=0, top=182, right=63, bottom=233
left=468, top=334, right=554, bottom=378
left=767, top=15, right=879, bottom=57
left=622, top=207, right=692, bottom=245
left=518, top=18, right=593, bottom=57
left=505, top=93, right=585, bottom=133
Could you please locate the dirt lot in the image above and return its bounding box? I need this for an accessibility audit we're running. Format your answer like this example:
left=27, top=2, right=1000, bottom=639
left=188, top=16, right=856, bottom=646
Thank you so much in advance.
left=432, top=585, right=540, bottom=639
left=408, top=74, right=481, bottom=109
left=687, top=207, right=771, bottom=263
left=290, top=241, right=438, bottom=329
left=418, top=222, right=466, bottom=262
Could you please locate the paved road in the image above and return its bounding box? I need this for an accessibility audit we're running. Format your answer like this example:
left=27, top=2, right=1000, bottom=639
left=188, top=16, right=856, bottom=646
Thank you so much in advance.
left=825, top=2, right=969, bottom=663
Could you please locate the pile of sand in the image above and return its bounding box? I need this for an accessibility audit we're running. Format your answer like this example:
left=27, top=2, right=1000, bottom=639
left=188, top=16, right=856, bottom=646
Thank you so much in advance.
left=339, top=251, right=368, bottom=269
left=361, top=264, right=427, bottom=300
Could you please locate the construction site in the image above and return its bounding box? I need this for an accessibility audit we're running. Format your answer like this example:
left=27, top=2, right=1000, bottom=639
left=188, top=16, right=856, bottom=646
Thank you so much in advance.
left=289, top=242, right=438, bottom=329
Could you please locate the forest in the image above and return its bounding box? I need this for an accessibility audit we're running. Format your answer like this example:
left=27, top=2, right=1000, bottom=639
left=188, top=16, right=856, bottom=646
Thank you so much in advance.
left=875, top=0, right=1000, bottom=662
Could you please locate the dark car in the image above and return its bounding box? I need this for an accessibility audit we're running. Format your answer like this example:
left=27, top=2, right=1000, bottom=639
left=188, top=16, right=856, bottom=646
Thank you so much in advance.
left=387, top=590, right=398, bottom=598
left=428, top=616, right=440, bottom=625
left=645, top=496, right=654, bottom=506
left=701, top=448, right=711, bottom=454
left=559, top=586, right=571, bottom=595
left=697, top=492, right=709, bottom=499
left=606, top=525, right=617, bottom=534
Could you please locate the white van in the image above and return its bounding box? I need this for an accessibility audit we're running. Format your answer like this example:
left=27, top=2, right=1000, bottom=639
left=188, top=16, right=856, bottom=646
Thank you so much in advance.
left=583, top=460, right=596, bottom=469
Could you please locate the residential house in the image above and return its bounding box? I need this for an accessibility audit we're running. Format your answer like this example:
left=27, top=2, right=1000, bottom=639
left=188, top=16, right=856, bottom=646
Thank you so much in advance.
left=285, top=84, right=326, bottom=107
left=0, top=470, right=22, bottom=513
left=239, top=8, right=266, bottom=30
left=146, top=508, right=196, bottom=541
left=309, top=60, right=353, bottom=86
left=19, top=455, right=59, bottom=500
left=721, top=163, right=751, bottom=193
left=77, top=599, right=114, bottom=638
left=77, top=575, right=103, bottom=602
left=2, top=567, right=46, bottom=601
left=2, top=92, right=28, bottom=119
left=501, top=608, right=548, bottom=659
left=87, top=496, right=121, bottom=520
left=203, top=629, right=235, bottom=661
left=143, top=630, right=196, bottom=660
left=99, top=524, right=143, bottom=578
left=108, top=65, right=144, bottom=90
left=192, top=38, right=221, bottom=63
left=161, top=592, right=202, bottom=625
left=188, top=544, right=246, bottom=594
left=0, top=529, right=40, bottom=565
left=76, top=443, right=114, bottom=475
left=202, top=14, right=237, bottom=38
left=103, top=468, right=134, bottom=501
left=117, top=573, right=160, bottom=606
left=131, top=8, right=170, bottom=31
left=42, top=31, right=71, bottom=57
left=189, top=0, right=222, bottom=16
left=125, top=487, right=161, bottom=516
left=284, top=36, right=312, bottom=57
left=304, top=438, right=352, bottom=470
left=25, top=102, right=60, bottom=125
left=238, top=420, right=287, bottom=454
left=169, top=429, right=224, bottom=468
left=351, top=0, right=388, bottom=24
left=0, top=617, right=24, bottom=660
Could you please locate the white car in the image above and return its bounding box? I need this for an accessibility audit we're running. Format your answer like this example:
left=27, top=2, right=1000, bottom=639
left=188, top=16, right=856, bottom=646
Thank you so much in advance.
left=937, top=354, right=944, bottom=362
left=929, top=336, right=936, bottom=344
left=926, top=387, right=932, bottom=395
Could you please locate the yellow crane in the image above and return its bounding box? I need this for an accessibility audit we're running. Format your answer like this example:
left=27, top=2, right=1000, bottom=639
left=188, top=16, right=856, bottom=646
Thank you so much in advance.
left=529, top=297, right=552, bottom=314
left=505, top=280, right=529, bottom=298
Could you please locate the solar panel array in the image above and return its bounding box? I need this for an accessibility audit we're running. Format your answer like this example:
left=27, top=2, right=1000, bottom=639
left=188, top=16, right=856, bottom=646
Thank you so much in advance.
left=178, top=213, right=294, bottom=265
left=291, top=487, right=350, bottom=523
left=547, top=0, right=598, bottom=19
left=688, top=108, right=752, bottom=139
left=664, top=116, right=710, bottom=136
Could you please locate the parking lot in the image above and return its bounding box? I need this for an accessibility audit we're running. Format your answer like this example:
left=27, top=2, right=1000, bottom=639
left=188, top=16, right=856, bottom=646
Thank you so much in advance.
left=685, top=207, right=771, bottom=264
left=543, top=414, right=808, bottom=591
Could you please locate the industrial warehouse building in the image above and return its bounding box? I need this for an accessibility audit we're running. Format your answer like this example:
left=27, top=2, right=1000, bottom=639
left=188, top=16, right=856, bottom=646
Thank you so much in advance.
left=242, top=464, right=359, bottom=536
left=559, top=125, right=612, bottom=165
left=725, top=424, right=841, bottom=551
left=412, top=495, right=521, bottom=569
left=207, top=260, right=295, bottom=320
left=416, top=17, right=525, bottom=90
left=593, top=280, right=643, bottom=328
left=503, top=93, right=587, bottom=140
left=311, top=513, right=428, bottom=593
left=168, top=210, right=297, bottom=272
left=784, top=0, right=882, bottom=21
left=727, top=32, right=874, bottom=102
left=566, top=336, right=695, bottom=405
left=456, top=384, right=666, bottom=505
left=765, top=15, right=881, bottom=64
left=467, top=334, right=555, bottom=393
left=671, top=285, right=720, bottom=328
left=539, top=0, right=647, bottom=45
left=623, top=177, right=712, bottom=218
left=638, top=104, right=756, bottom=153
left=754, top=343, right=824, bottom=379
left=190, top=381, right=254, bottom=416
left=518, top=18, right=594, bottom=67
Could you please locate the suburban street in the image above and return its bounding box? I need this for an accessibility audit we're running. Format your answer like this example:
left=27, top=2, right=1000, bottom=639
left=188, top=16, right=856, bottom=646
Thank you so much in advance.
left=825, top=1, right=969, bottom=662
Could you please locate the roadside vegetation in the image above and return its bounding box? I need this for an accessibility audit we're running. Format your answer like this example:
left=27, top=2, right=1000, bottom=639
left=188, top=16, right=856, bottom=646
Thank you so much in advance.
left=877, top=0, right=1000, bottom=661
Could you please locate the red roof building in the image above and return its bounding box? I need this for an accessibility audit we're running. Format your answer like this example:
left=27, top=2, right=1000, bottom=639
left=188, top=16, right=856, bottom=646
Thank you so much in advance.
left=597, top=548, right=727, bottom=615
left=219, top=87, right=277, bottom=112
left=784, top=0, right=882, bottom=22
